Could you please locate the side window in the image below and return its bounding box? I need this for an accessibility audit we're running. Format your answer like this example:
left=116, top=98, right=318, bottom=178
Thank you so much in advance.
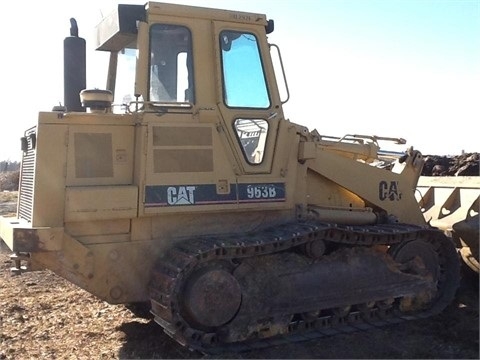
left=234, top=119, right=268, bottom=164
left=149, top=24, right=194, bottom=103
left=114, top=48, right=137, bottom=108
left=220, top=31, right=270, bottom=108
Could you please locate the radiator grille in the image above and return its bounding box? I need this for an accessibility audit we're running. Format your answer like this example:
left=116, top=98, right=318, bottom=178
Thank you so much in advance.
left=18, top=127, right=37, bottom=222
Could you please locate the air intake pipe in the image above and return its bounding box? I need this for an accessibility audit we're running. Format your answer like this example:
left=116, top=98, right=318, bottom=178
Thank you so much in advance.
left=64, top=18, right=86, bottom=112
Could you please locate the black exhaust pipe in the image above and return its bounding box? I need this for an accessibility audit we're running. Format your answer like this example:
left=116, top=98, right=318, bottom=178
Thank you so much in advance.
left=64, top=18, right=86, bottom=112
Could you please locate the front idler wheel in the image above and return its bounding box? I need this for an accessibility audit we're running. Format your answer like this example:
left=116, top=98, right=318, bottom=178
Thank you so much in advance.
left=180, top=263, right=242, bottom=331
left=389, top=239, right=439, bottom=311
left=389, top=234, right=460, bottom=314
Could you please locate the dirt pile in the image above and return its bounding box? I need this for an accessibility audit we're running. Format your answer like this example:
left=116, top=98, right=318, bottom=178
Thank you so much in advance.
left=422, top=152, right=479, bottom=176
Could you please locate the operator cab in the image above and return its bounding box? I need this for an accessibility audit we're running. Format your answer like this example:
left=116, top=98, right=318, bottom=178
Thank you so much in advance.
left=94, top=2, right=287, bottom=171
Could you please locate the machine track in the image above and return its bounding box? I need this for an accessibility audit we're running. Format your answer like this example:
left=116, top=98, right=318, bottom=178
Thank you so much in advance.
left=149, top=221, right=460, bottom=353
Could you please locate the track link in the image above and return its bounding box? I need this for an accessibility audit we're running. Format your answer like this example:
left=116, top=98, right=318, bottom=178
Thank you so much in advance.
left=149, top=221, right=460, bottom=353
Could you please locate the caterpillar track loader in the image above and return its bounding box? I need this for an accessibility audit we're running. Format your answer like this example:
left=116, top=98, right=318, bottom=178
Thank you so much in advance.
left=0, top=2, right=464, bottom=353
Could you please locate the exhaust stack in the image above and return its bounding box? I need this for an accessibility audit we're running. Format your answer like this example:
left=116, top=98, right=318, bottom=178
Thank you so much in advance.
left=64, top=18, right=86, bottom=112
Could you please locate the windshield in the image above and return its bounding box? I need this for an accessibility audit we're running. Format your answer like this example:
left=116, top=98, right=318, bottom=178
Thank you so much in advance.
left=220, top=31, right=270, bottom=109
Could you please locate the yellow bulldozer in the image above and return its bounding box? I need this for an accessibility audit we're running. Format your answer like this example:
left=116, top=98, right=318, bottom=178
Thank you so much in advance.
left=0, top=2, right=478, bottom=353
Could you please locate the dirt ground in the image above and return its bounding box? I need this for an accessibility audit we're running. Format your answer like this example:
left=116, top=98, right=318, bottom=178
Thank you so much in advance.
left=0, top=190, right=479, bottom=359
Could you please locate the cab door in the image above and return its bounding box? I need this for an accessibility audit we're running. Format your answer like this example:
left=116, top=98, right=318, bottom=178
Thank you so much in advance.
left=213, top=21, right=284, bottom=175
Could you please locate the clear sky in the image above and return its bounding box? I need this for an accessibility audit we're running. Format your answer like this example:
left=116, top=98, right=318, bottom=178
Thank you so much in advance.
left=0, top=0, right=478, bottom=161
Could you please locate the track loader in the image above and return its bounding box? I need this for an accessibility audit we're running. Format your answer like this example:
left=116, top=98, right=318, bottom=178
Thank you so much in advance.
left=0, top=2, right=465, bottom=352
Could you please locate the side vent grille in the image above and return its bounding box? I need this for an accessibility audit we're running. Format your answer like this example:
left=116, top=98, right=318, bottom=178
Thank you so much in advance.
left=18, top=127, right=37, bottom=222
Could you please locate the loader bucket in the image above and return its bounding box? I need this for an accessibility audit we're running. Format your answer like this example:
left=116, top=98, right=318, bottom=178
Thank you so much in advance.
left=416, top=176, right=480, bottom=273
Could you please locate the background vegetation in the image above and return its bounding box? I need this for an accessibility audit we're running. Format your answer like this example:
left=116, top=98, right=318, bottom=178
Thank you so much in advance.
left=0, top=161, right=20, bottom=191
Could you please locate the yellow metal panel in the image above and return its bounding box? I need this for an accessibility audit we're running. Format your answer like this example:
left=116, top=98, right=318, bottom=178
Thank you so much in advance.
left=65, top=186, right=138, bottom=222
left=32, top=123, right=68, bottom=227
left=0, top=217, right=64, bottom=252
left=147, top=2, right=267, bottom=25
left=66, top=219, right=131, bottom=237
left=298, top=141, right=317, bottom=161
left=66, top=124, right=134, bottom=186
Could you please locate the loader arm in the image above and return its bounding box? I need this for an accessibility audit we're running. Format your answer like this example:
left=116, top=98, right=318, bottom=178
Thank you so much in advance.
left=305, top=146, right=426, bottom=225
